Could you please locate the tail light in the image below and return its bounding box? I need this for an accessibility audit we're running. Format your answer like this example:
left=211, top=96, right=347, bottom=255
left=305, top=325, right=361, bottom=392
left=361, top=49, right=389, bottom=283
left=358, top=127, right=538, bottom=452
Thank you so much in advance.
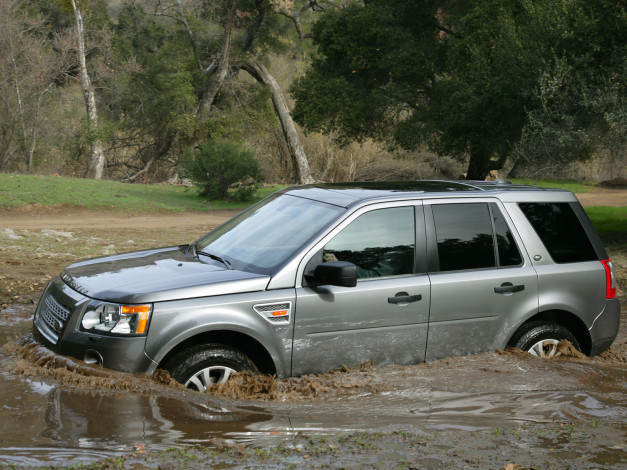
left=600, top=259, right=617, bottom=300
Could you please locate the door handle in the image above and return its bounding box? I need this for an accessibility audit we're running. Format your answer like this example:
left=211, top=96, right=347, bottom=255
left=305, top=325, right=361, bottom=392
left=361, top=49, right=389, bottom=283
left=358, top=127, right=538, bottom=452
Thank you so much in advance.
left=494, top=283, right=525, bottom=294
left=388, top=292, right=422, bottom=304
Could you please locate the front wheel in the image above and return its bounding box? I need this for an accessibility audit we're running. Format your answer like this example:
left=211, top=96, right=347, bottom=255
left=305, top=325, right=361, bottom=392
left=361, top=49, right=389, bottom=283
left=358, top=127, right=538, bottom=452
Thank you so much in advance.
left=508, top=321, right=581, bottom=358
left=165, top=344, right=258, bottom=392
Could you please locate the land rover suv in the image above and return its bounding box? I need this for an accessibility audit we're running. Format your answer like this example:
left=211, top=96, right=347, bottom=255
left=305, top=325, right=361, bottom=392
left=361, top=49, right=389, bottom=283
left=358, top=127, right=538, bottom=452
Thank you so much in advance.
left=32, top=180, right=620, bottom=391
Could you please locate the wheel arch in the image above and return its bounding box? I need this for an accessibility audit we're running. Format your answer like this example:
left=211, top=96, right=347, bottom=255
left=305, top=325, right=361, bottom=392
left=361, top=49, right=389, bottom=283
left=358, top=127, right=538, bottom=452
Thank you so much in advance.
left=507, top=310, right=592, bottom=355
left=158, top=330, right=278, bottom=376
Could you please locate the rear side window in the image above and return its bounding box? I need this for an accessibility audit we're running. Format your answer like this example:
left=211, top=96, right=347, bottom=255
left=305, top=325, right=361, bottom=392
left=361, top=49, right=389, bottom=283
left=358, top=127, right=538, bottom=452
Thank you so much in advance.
left=432, top=203, right=495, bottom=271
left=431, top=203, right=523, bottom=272
left=518, top=202, right=597, bottom=263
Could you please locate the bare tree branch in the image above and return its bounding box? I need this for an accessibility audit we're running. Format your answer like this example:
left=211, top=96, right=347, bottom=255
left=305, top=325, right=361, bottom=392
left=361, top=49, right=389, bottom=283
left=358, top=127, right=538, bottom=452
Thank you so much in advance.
left=240, top=54, right=315, bottom=184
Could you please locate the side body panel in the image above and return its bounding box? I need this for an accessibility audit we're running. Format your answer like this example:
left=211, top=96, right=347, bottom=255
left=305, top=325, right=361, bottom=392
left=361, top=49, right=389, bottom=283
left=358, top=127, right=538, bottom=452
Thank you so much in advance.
left=291, top=201, right=429, bottom=376
left=504, top=201, right=610, bottom=338
left=427, top=266, right=539, bottom=359
left=292, top=276, right=430, bottom=376
left=145, top=289, right=296, bottom=378
left=423, top=198, right=539, bottom=360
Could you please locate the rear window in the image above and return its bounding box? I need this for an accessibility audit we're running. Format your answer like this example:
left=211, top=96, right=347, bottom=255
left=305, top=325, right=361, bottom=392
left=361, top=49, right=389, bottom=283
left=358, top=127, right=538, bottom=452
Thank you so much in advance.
left=518, top=202, right=597, bottom=263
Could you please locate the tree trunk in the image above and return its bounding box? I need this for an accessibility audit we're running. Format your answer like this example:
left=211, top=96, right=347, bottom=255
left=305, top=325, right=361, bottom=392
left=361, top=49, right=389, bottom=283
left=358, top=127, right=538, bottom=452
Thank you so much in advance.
left=241, top=56, right=315, bottom=184
left=465, top=142, right=507, bottom=181
left=71, top=0, right=105, bottom=179
left=7, top=20, right=28, bottom=171
left=197, top=0, right=239, bottom=118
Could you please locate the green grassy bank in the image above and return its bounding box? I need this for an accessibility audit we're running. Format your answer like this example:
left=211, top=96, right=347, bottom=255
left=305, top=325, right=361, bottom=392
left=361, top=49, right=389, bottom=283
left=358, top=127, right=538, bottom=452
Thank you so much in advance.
left=0, top=174, right=283, bottom=213
left=0, top=174, right=624, bottom=234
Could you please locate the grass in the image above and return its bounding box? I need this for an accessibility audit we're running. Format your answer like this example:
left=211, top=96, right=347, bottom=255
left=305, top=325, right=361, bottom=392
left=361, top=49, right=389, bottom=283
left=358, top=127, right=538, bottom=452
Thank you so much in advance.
left=508, top=178, right=596, bottom=193
left=586, top=206, right=627, bottom=234
left=0, top=173, right=285, bottom=213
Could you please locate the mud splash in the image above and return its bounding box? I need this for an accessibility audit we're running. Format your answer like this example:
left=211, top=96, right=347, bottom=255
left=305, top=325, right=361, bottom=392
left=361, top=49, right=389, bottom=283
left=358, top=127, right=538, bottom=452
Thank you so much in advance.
left=209, top=362, right=379, bottom=401
left=500, top=340, right=591, bottom=361
left=3, top=334, right=626, bottom=405
left=1, top=338, right=185, bottom=394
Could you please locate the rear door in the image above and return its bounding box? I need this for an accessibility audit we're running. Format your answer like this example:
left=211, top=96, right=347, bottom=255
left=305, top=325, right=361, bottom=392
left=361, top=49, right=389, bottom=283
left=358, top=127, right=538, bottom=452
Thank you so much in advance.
left=424, top=200, right=538, bottom=360
left=292, top=202, right=430, bottom=376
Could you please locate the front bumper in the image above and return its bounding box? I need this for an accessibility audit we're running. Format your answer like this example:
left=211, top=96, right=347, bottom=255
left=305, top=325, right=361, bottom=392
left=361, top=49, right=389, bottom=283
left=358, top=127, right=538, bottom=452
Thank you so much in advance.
left=33, top=277, right=157, bottom=374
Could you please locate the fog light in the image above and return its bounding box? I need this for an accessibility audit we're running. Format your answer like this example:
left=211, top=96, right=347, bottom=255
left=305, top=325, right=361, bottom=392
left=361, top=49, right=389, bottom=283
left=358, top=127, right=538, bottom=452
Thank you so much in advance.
left=84, top=349, right=103, bottom=365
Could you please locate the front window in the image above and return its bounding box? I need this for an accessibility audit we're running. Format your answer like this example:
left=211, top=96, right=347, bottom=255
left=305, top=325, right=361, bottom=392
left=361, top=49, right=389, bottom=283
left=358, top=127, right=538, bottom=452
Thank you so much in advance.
left=323, top=206, right=415, bottom=279
left=195, top=194, right=344, bottom=274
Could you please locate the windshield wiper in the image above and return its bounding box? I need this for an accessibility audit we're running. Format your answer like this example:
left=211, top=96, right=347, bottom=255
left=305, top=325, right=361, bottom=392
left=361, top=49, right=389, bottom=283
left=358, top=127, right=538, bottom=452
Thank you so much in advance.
left=196, top=249, right=232, bottom=270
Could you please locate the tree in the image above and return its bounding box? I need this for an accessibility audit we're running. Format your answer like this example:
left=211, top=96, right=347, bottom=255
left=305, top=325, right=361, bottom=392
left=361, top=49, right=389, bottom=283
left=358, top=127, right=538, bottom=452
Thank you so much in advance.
left=291, top=0, right=626, bottom=180
left=68, top=0, right=106, bottom=179
left=153, top=0, right=319, bottom=183
left=0, top=0, right=58, bottom=173
left=241, top=54, right=314, bottom=184
left=101, top=2, right=199, bottom=181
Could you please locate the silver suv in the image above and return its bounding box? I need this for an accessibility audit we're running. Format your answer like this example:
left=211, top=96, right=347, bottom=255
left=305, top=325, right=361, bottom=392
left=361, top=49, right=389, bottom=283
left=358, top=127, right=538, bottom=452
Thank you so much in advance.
left=33, top=181, right=620, bottom=391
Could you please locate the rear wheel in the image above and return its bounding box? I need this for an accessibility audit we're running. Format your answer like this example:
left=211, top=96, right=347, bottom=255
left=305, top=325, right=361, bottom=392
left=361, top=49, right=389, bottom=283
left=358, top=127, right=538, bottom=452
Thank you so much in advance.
left=508, top=321, right=580, bottom=358
left=165, top=344, right=258, bottom=392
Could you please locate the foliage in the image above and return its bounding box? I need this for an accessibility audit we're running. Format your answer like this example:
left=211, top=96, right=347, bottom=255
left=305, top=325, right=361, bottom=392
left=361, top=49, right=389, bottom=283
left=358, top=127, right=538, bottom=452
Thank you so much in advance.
left=510, top=0, right=627, bottom=175
left=179, top=140, right=263, bottom=200
left=291, top=0, right=626, bottom=180
left=1, top=0, right=624, bottom=183
left=291, top=0, right=443, bottom=147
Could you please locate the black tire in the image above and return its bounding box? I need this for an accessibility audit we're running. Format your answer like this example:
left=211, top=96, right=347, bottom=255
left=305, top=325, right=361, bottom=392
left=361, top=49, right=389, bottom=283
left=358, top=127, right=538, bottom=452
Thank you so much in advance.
left=508, top=321, right=581, bottom=358
left=165, top=344, right=258, bottom=391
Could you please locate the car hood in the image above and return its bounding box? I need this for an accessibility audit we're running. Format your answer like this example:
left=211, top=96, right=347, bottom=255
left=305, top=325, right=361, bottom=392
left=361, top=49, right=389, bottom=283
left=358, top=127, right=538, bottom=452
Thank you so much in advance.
left=60, top=246, right=271, bottom=304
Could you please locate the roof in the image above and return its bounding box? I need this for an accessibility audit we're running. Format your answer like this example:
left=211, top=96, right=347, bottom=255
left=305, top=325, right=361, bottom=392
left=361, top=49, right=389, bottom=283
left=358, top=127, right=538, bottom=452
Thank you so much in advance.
left=281, top=179, right=561, bottom=208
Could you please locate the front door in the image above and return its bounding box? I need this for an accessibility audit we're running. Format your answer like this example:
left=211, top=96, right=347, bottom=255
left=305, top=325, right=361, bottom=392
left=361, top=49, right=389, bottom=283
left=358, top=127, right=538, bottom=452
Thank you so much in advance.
left=291, top=205, right=430, bottom=376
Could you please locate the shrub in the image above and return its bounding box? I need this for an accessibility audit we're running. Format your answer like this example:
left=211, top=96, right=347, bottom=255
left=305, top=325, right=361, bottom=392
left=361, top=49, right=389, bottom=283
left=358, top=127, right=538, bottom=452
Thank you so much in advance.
left=180, top=141, right=262, bottom=201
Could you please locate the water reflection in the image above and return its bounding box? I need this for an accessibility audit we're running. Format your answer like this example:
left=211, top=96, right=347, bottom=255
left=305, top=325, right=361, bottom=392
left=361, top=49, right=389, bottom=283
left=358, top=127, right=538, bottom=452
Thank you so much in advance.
left=0, top=373, right=278, bottom=466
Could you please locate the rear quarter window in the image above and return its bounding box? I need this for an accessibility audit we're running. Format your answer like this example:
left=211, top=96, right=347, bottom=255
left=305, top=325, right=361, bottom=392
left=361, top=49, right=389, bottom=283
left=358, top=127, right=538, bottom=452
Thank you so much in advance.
left=518, top=202, right=597, bottom=263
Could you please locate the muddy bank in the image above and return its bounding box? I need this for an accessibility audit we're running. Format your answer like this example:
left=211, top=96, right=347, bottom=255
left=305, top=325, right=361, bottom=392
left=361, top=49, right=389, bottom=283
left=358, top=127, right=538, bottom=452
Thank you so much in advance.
left=106, top=422, right=627, bottom=470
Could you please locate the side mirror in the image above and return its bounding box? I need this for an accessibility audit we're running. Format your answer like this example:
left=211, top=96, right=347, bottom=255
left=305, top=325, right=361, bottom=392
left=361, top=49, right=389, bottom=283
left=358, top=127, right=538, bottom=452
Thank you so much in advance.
left=312, top=261, right=357, bottom=288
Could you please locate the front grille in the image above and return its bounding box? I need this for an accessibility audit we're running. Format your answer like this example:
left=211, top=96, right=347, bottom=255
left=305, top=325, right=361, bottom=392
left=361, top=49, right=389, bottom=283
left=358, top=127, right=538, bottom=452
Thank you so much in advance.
left=36, top=292, right=71, bottom=344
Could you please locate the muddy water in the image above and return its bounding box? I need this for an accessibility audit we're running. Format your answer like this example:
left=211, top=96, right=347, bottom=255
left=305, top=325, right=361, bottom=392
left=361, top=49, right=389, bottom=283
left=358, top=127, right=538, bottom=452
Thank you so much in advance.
left=1, top=304, right=625, bottom=467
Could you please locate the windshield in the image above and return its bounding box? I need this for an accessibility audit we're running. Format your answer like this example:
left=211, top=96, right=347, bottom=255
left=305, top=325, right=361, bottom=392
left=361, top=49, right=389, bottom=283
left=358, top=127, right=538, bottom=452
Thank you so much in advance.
left=195, top=194, right=344, bottom=274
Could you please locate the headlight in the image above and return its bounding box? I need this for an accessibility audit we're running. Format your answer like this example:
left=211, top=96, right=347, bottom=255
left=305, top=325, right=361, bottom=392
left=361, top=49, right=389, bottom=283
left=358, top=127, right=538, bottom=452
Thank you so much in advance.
left=81, top=302, right=152, bottom=335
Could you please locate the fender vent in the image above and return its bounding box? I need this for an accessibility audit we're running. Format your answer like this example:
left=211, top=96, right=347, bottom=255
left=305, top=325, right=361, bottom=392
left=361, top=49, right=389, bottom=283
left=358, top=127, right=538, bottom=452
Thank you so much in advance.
left=253, top=302, right=292, bottom=325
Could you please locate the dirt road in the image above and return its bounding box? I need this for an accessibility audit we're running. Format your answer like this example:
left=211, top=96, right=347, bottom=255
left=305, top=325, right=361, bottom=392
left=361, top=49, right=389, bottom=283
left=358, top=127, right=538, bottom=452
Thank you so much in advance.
left=0, top=206, right=242, bottom=231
